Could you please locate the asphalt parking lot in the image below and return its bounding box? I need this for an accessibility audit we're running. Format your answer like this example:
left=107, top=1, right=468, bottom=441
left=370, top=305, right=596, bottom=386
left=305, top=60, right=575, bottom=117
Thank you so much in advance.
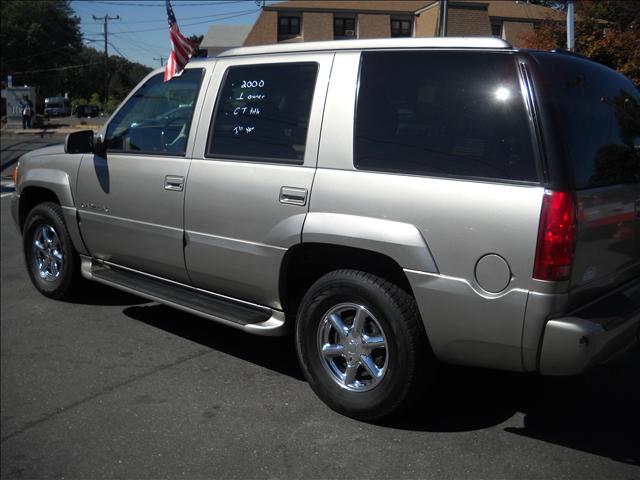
left=1, top=133, right=639, bottom=479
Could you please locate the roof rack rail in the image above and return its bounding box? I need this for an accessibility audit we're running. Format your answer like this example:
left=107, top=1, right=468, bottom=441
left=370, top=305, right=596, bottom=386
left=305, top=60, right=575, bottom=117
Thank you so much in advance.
left=219, top=37, right=513, bottom=57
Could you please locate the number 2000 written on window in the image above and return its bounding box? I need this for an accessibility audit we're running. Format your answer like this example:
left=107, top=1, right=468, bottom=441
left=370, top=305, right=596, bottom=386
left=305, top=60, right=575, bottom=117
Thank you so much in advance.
left=207, top=63, right=318, bottom=164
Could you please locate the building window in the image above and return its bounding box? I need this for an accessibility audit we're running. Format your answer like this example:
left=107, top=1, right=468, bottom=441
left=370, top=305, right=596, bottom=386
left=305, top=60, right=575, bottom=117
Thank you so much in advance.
left=278, top=15, right=300, bottom=37
left=334, top=17, right=356, bottom=39
left=391, top=19, right=412, bottom=37
left=491, top=22, right=503, bottom=38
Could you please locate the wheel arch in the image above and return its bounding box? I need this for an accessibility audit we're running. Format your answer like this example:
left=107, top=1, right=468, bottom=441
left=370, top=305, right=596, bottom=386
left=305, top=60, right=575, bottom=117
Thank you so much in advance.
left=279, top=242, right=416, bottom=317
left=19, top=185, right=88, bottom=255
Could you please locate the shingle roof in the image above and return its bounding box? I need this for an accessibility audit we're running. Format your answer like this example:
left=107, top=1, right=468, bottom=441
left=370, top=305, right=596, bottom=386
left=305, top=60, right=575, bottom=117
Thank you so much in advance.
left=266, top=0, right=565, bottom=21
left=266, top=1, right=434, bottom=14
left=463, top=0, right=564, bottom=21
left=201, top=24, right=252, bottom=49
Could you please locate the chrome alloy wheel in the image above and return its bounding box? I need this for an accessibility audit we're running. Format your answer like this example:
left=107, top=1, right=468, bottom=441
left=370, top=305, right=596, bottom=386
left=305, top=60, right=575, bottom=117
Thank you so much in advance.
left=317, top=303, right=388, bottom=392
left=32, top=224, right=64, bottom=281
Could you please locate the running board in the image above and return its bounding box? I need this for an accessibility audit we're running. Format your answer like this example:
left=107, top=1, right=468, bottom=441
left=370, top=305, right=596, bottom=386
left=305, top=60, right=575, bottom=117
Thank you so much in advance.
left=80, top=257, right=287, bottom=336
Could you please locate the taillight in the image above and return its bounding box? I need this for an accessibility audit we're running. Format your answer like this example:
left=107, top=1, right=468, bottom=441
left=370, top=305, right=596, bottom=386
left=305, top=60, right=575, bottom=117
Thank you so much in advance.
left=533, top=190, right=576, bottom=281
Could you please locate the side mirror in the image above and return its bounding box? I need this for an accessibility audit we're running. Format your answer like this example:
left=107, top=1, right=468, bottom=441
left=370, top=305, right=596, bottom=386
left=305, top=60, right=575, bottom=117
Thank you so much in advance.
left=65, top=130, right=94, bottom=154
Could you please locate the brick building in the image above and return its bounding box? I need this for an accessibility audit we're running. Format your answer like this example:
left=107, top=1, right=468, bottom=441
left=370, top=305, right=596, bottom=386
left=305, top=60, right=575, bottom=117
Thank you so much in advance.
left=243, top=0, right=564, bottom=48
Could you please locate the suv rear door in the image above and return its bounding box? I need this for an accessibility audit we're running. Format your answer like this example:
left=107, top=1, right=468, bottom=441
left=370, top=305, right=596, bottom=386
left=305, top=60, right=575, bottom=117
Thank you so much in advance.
left=532, top=52, right=640, bottom=306
left=184, top=53, right=333, bottom=308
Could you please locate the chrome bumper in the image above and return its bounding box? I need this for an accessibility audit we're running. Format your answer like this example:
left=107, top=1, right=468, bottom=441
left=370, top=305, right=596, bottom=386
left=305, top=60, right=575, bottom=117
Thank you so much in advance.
left=539, top=280, right=640, bottom=375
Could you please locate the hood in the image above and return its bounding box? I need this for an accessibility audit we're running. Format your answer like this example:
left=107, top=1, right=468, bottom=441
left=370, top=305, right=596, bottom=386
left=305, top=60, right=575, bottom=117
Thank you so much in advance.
left=24, top=143, right=66, bottom=159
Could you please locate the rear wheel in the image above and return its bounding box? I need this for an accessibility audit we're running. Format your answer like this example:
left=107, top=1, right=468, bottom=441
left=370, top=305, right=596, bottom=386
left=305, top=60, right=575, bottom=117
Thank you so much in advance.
left=23, top=202, right=81, bottom=300
left=296, top=269, right=436, bottom=421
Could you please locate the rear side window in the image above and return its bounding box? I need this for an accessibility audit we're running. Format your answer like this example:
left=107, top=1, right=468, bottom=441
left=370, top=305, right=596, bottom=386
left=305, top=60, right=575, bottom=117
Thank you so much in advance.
left=355, top=51, right=538, bottom=182
left=207, top=62, right=318, bottom=164
left=534, top=53, right=640, bottom=189
left=106, top=69, right=203, bottom=156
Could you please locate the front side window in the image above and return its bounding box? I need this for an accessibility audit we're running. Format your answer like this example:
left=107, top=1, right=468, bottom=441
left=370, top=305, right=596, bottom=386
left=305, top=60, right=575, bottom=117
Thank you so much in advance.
left=207, top=62, right=318, bottom=164
left=355, top=52, right=538, bottom=182
left=391, top=19, right=412, bottom=37
left=105, top=69, right=203, bottom=156
left=278, top=15, right=300, bottom=37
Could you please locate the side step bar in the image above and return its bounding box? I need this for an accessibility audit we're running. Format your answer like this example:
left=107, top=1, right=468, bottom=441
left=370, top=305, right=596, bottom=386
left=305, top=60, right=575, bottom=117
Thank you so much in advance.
left=80, top=257, right=287, bottom=336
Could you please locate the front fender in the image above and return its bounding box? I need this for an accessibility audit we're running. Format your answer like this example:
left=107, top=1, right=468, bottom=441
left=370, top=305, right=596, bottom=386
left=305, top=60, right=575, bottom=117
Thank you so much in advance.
left=19, top=168, right=74, bottom=206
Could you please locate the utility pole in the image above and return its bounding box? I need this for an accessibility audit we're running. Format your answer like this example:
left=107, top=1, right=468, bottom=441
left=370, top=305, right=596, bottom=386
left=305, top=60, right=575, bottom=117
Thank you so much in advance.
left=438, top=0, right=448, bottom=37
left=153, top=56, right=166, bottom=67
left=93, top=14, right=120, bottom=107
left=566, top=0, right=575, bottom=51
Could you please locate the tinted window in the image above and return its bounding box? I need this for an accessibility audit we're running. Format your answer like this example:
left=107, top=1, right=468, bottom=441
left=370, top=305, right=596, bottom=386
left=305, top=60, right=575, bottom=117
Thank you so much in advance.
left=207, top=63, right=318, bottom=164
left=105, top=69, right=203, bottom=156
left=535, top=53, right=640, bottom=188
left=355, top=52, right=538, bottom=182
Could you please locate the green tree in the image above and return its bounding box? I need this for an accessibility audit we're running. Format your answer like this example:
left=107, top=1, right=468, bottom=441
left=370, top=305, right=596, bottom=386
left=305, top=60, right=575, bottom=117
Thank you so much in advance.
left=0, top=0, right=83, bottom=99
left=187, top=34, right=207, bottom=58
left=520, top=0, right=640, bottom=84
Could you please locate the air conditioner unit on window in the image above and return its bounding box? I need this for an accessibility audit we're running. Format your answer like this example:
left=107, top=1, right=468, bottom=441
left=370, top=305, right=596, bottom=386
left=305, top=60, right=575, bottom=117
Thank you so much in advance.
left=345, top=29, right=355, bottom=36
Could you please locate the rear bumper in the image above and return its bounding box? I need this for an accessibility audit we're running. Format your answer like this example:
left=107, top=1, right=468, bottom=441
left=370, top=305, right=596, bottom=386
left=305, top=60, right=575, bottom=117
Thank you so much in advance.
left=538, top=279, right=640, bottom=375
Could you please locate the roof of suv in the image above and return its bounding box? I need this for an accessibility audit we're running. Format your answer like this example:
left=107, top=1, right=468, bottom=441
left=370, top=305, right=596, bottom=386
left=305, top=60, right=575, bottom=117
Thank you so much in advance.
left=218, top=37, right=513, bottom=57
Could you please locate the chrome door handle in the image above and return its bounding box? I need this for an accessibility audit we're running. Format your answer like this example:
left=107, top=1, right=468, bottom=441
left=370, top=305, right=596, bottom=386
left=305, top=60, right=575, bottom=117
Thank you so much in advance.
left=164, top=175, right=184, bottom=191
left=279, top=186, right=307, bottom=206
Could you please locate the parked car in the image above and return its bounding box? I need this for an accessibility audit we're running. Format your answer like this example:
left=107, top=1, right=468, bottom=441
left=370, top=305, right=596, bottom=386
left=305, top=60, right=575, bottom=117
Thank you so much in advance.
left=11, top=38, right=640, bottom=421
left=75, top=104, right=100, bottom=118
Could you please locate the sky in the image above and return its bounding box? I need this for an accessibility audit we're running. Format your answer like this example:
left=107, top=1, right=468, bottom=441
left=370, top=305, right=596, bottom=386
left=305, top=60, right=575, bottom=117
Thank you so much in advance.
left=71, top=0, right=276, bottom=69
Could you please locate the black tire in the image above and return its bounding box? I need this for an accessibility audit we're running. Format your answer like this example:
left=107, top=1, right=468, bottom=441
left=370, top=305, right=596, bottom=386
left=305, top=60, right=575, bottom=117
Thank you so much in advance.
left=295, top=269, right=436, bottom=421
left=23, top=202, right=81, bottom=300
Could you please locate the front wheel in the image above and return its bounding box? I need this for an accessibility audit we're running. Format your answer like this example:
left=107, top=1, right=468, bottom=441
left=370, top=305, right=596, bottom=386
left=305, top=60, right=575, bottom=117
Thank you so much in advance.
left=295, top=270, right=436, bottom=421
left=23, top=202, right=81, bottom=300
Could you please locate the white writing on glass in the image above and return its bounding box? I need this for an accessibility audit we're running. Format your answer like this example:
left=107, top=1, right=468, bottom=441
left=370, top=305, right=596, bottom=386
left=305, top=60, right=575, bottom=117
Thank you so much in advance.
left=240, top=80, right=265, bottom=88
left=233, top=125, right=256, bottom=135
left=233, top=107, right=261, bottom=116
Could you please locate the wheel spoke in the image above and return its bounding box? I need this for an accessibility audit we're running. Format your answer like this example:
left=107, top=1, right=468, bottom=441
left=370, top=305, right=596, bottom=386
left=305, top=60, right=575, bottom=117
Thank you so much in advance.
left=343, top=363, right=358, bottom=385
left=42, top=226, right=55, bottom=245
left=351, top=306, right=367, bottom=335
left=329, top=313, right=349, bottom=337
left=321, top=343, right=344, bottom=358
left=34, top=240, right=46, bottom=253
left=362, top=335, right=386, bottom=350
left=51, top=249, right=63, bottom=261
left=50, top=261, right=60, bottom=277
left=360, top=354, right=383, bottom=380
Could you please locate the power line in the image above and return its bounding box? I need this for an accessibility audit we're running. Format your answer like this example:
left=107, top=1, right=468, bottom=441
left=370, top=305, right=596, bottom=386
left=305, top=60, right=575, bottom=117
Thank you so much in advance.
left=90, top=0, right=247, bottom=7
left=11, top=62, right=102, bottom=75
left=115, top=6, right=260, bottom=24
left=107, top=41, right=132, bottom=62
left=112, top=8, right=259, bottom=33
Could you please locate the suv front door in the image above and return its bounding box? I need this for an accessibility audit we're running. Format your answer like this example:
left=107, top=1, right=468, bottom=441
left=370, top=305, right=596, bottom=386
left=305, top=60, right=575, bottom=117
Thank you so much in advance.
left=76, top=68, right=205, bottom=284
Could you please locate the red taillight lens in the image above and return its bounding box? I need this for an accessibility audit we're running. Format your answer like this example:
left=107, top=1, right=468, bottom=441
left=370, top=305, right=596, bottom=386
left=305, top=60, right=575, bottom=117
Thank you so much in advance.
left=533, top=190, right=576, bottom=281
left=12, top=163, right=19, bottom=185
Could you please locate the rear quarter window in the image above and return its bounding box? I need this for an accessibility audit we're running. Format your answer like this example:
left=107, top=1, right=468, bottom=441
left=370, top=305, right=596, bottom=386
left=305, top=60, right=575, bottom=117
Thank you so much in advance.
left=534, top=53, right=640, bottom=189
left=354, top=51, right=538, bottom=182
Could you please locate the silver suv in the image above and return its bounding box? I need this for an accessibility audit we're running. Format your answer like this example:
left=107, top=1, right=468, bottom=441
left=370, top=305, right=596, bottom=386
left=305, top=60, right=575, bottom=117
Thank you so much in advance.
left=11, top=38, right=640, bottom=421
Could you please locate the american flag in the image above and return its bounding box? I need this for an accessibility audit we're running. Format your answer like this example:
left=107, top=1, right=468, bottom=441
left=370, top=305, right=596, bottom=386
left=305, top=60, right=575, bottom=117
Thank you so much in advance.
left=164, top=0, right=194, bottom=82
